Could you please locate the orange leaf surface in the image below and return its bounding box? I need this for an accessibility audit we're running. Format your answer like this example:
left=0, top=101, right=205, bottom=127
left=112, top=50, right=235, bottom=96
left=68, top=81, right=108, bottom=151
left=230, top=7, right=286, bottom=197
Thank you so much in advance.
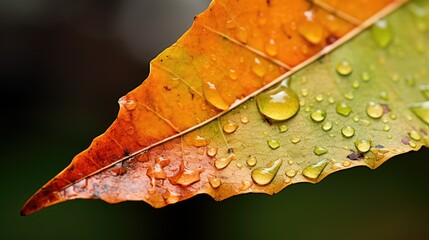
left=21, top=0, right=404, bottom=216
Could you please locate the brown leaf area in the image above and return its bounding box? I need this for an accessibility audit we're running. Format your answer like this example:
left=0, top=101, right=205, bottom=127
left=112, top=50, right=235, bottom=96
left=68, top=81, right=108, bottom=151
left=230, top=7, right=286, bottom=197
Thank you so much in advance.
left=21, top=0, right=402, bottom=216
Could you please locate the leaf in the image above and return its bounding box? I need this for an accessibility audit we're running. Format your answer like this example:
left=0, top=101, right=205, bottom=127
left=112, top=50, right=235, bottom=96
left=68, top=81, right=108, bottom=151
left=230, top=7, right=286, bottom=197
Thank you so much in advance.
left=21, top=0, right=429, bottom=216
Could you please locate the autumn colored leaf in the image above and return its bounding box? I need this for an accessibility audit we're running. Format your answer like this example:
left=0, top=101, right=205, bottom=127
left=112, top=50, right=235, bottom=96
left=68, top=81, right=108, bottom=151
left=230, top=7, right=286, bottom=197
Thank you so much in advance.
left=21, top=0, right=429, bottom=216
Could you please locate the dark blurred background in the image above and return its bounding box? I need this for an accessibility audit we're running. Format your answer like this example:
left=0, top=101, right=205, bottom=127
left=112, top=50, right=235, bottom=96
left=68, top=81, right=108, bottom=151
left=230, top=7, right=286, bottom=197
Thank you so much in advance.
left=1, top=0, right=429, bottom=239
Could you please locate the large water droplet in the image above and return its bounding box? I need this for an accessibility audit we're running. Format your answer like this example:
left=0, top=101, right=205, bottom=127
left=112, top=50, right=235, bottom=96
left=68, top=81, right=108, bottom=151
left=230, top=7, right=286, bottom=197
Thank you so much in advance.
left=366, top=101, right=384, bottom=119
left=251, top=159, right=282, bottom=185
left=203, top=81, right=229, bottom=110
left=336, top=102, right=352, bottom=116
left=302, top=159, right=328, bottom=180
left=409, top=130, right=422, bottom=141
left=256, top=79, right=300, bottom=121
left=341, top=126, right=355, bottom=138
left=336, top=60, right=353, bottom=76
left=311, top=109, right=326, bottom=122
left=214, top=153, right=236, bottom=170
left=372, top=19, right=393, bottom=48
left=354, top=139, right=372, bottom=153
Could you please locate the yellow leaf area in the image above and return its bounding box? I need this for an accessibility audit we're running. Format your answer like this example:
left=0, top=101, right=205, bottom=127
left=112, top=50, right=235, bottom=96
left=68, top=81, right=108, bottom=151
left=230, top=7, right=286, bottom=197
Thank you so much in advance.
left=22, top=0, right=416, bottom=215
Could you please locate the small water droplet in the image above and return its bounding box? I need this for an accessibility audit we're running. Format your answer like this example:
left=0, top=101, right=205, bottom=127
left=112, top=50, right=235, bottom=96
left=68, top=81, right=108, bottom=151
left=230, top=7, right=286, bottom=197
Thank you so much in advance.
left=405, top=76, right=416, bottom=87
left=118, top=96, right=137, bottom=111
left=391, top=73, right=399, bottom=82
left=209, top=176, right=221, bottom=188
left=389, top=113, right=397, bottom=120
left=355, top=139, right=372, bottom=153
left=302, top=159, right=328, bottom=180
left=387, top=134, right=393, bottom=139
left=290, top=137, right=301, bottom=144
left=236, top=26, right=248, bottom=43
left=252, top=57, right=266, bottom=78
left=240, top=116, right=249, bottom=124
left=251, top=159, right=282, bottom=185
left=361, top=71, right=370, bottom=82
left=258, top=12, right=267, bottom=25
left=336, top=102, right=352, bottom=116
left=343, top=92, right=354, bottom=100
left=311, top=109, right=327, bottom=122
left=256, top=79, right=300, bottom=121
left=409, top=140, right=417, bottom=148
left=379, top=91, right=389, bottom=100
left=341, top=126, right=355, bottom=138
left=207, top=147, right=218, bottom=157
left=298, top=20, right=325, bottom=44
left=352, top=80, right=360, bottom=89
left=409, top=130, right=422, bottom=141
left=223, top=120, right=239, bottom=133
left=278, top=124, right=288, bottom=133
left=353, top=115, right=360, bottom=122
left=267, top=139, right=281, bottom=149
left=163, top=190, right=181, bottom=204
left=229, top=69, right=238, bottom=80
left=420, top=85, right=429, bottom=100
left=240, top=180, right=252, bottom=191
left=315, top=94, right=324, bottom=102
left=285, top=169, right=297, bottom=178
left=372, top=19, right=393, bottom=48
left=366, top=101, right=384, bottom=119
left=214, top=153, right=236, bottom=170
left=246, top=156, right=257, bottom=167
left=203, top=81, right=229, bottom=110
left=384, top=124, right=391, bottom=131
left=193, top=135, right=208, bottom=147
left=313, top=146, right=328, bottom=156
left=336, top=60, right=353, bottom=76
left=322, top=122, right=333, bottom=131
left=342, top=160, right=351, bottom=167
left=265, top=39, right=278, bottom=56
left=301, top=88, right=309, bottom=97
left=288, top=160, right=294, bottom=165
left=328, top=97, right=335, bottom=104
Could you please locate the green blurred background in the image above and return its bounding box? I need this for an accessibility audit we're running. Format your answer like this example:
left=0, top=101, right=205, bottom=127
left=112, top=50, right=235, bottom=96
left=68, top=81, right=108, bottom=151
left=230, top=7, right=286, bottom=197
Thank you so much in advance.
left=1, top=0, right=428, bottom=239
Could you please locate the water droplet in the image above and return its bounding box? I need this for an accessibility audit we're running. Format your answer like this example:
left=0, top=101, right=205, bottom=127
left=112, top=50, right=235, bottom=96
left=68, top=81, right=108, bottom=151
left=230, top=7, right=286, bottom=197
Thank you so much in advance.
left=408, top=140, right=417, bottom=148
left=203, top=81, right=229, bottom=110
left=256, top=79, right=300, bottom=121
left=315, top=94, right=324, bottom=102
left=341, top=126, right=355, bottom=138
left=322, top=122, right=333, bottom=131
left=328, top=97, right=335, bottom=104
left=278, top=124, right=288, bottom=133
left=384, top=124, right=391, bottom=131
left=372, top=19, right=393, bottom=48
left=311, top=109, right=327, bottom=122
left=236, top=26, right=248, bottom=43
left=258, top=12, right=267, bottom=25
left=354, top=139, right=372, bottom=153
left=267, top=139, right=281, bottom=149
left=379, top=91, right=389, bottom=100
left=223, top=120, right=239, bottom=133
left=290, top=137, right=301, bottom=144
left=209, top=176, right=221, bottom=188
left=387, top=134, right=393, bottom=139
left=342, top=160, right=351, bottom=167
left=420, top=85, right=429, bottom=100
left=214, top=153, right=236, bottom=170
left=163, top=190, right=181, bottom=204
left=313, top=146, right=328, bottom=156
left=409, top=130, right=422, bottom=141
left=285, top=169, right=297, bottom=178
left=229, top=69, right=238, bottom=80
left=405, top=76, right=416, bottom=87
left=251, top=159, right=282, bottom=186
left=252, top=57, right=266, bottom=77
left=246, top=156, right=257, bottom=167
left=240, top=180, right=252, bottom=191
left=343, top=92, right=354, bottom=100
left=240, top=116, right=249, bottom=124
left=336, top=60, right=353, bottom=76
left=302, top=159, right=328, bottom=180
left=407, top=3, right=428, bottom=32
left=298, top=21, right=324, bottom=44
left=353, top=115, right=360, bottom=122
left=336, top=102, right=352, bottom=116
left=169, top=163, right=202, bottom=187
left=352, top=80, right=360, bottom=89
left=390, top=113, right=397, bottom=120
left=265, top=39, right=278, bottom=56
left=118, top=96, right=137, bottom=111
left=366, top=101, right=384, bottom=119
left=301, top=88, right=309, bottom=97
left=193, top=135, right=207, bottom=147
left=361, top=71, right=370, bottom=82
left=207, top=147, right=218, bottom=157
left=288, top=160, right=294, bottom=165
